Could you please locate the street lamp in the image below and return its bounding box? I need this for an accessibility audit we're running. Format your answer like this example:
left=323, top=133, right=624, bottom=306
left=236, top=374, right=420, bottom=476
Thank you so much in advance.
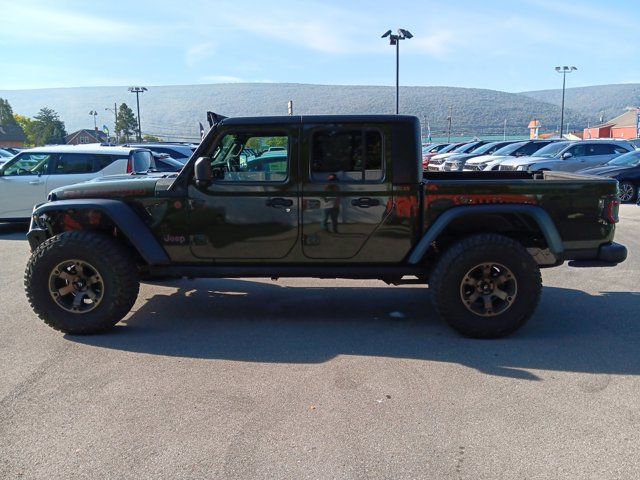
left=105, top=103, right=118, bottom=143
left=88, top=110, right=98, bottom=130
left=381, top=28, right=413, bottom=114
left=128, top=86, right=147, bottom=141
left=555, top=66, right=577, bottom=138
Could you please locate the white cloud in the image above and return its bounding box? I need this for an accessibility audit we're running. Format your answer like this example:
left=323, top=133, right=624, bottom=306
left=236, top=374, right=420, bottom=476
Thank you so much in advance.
left=0, top=1, right=160, bottom=44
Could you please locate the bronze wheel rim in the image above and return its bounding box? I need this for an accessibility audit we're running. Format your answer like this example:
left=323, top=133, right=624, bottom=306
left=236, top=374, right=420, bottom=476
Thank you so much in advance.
left=48, top=260, right=104, bottom=314
left=459, top=262, right=517, bottom=317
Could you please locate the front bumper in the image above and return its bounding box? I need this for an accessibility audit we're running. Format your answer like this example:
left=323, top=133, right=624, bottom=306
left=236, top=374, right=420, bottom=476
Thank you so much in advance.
left=26, top=217, right=48, bottom=252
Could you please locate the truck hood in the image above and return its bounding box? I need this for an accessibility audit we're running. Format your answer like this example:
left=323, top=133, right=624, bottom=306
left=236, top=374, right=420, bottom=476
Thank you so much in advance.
left=49, top=175, right=162, bottom=201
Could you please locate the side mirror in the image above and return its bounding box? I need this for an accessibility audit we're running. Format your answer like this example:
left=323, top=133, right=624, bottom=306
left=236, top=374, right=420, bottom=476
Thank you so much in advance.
left=561, top=152, right=573, bottom=159
left=194, top=157, right=213, bottom=187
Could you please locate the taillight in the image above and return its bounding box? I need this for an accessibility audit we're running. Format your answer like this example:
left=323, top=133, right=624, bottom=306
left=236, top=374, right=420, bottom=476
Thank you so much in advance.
left=126, top=158, right=133, bottom=173
left=604, top=198, right=620, bottom=224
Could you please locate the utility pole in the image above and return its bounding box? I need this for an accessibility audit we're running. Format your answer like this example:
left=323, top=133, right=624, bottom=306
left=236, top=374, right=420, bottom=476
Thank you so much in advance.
left=503, top=118, right=507, bottom=141
left=447, top=106, right=452, bottom=143
left=105, top=103, right=118, bottom=143
left=89, top=110, right=98, bottom=130
left=128, top=86, right=147, bottom=141
left=555, top=66, right=577, bottom=139
left=381, top=29, right=413, bottom=114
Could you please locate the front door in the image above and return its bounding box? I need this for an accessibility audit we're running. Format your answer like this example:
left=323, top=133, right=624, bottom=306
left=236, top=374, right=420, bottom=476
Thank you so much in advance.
left=188, top=127, right=299, bottom=260
left=301, top=124, right=391, bottom=259
left=0, top=152, right=55, bottom=219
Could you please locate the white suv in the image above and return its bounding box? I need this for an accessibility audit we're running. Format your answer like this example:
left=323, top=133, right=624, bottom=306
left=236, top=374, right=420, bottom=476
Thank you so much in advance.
left=0, top=145, right=154, bottom=221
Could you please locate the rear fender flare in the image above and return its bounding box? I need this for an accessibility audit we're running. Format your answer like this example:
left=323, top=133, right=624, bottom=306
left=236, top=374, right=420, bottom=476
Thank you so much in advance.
left=31, top=199, right=170, bottom=265
left=408, top=204, right=564, bottom=264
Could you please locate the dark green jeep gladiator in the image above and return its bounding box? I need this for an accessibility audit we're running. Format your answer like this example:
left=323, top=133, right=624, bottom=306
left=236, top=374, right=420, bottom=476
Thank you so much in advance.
left=24, top=115, right=627, bottom=338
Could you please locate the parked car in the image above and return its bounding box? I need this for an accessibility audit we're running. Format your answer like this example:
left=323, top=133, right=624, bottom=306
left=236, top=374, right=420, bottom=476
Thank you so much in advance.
left=499, top=140, right=634, bottom=172
left=0, top=145, right=155, bottom=221
left=464, top=140, right=558, bottom=171
left=427, top=141, right=489, bottom=171
left=0, top=148, right=15, bottom=163
left=577, top=150, right=640, bottom=203
left=443, top=141, right=517, bottom=172
left=151, top=152, right=184, bottom=172
left=128, top=143, right=195, bottom=161
left=422, top=143, right=451, bottom=168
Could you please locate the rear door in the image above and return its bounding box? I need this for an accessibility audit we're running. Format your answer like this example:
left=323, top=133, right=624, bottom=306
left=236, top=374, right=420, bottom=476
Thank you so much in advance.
left=0, top=152, right=55, bottom=219
left=46, top=153, right=100, bottom=192
left=301, top=124, right=390, bottom=259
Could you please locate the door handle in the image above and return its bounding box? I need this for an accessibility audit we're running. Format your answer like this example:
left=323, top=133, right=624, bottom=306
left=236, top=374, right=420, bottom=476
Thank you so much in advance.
left=266, top=197, right=293, bottom=208
left=29, top=180, right=44, bottom=185
left=351, top=197, right=380, bottom=208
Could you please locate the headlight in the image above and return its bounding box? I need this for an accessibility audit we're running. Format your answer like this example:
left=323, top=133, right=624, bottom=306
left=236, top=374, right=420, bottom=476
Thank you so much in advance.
left=516, top=165, right=527, bottom=171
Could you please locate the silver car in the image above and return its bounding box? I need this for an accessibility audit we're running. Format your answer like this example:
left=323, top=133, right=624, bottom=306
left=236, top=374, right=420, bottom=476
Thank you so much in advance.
left=499, top=140, right=634, bottom=172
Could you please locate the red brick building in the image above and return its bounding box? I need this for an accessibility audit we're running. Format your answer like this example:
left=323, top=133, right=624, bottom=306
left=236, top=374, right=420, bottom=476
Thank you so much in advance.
left=0, top=124, right=27, bottom=148
left=583, top=109, right=639, bottom=140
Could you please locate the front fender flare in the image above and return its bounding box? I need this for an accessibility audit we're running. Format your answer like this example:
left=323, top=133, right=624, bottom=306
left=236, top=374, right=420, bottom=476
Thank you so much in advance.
left=30, top=199, right=170, bottom=265
left=407, top=204, right=564, bottom=264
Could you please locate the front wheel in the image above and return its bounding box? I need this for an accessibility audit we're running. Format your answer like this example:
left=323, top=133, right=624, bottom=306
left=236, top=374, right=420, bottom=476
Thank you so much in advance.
left=429, top=234, right=542, bottom=338
left=25, top=231, right=140, bottom=334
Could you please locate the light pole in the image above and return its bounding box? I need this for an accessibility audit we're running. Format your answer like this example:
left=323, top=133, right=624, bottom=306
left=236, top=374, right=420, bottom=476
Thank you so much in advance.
left=555, top=66, right=577, bottom=139
left=89, top=110, right=98, bottom=130
left=128, top=86, right=147, bottom=141
left=381, top=28, right=413, bottom=114
left=105, top=103, right=118, bottom=143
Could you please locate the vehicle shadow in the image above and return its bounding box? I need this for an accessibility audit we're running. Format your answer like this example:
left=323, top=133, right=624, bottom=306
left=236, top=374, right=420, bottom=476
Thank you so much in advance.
left=69, top=278, right=640, bottom=380
left=0, top=222, right=28, bottom=240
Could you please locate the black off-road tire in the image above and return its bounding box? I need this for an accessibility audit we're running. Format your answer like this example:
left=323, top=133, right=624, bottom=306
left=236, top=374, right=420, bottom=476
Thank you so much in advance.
left=25, top=231, right=140, bottom=334
left=429, top=234, right=542, bottom=338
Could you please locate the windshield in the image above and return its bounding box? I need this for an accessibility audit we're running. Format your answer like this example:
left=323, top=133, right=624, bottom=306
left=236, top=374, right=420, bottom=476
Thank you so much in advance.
left=607, top=151, right=640, bottom=167
left=493, top=142, right=527, bottom=156
left=452, top=142, right=478, bottom=153
left=469, top=142, right=501, bottom=155
left=531, top=141, right=572, bottom=158
left=438, top=143, right=462, bottom=154
left=0, top=149, right=13, bottom=158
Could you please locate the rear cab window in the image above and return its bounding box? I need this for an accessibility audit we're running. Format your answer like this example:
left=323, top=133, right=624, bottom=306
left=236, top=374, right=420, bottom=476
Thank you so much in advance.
left=310, top=128, right=384, bottom=183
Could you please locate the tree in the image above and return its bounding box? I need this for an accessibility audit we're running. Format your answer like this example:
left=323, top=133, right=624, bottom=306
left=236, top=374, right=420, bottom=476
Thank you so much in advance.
left=142, top=134, right=161, bottom=142
left=13, top=114, right=35, bottom=146
left=28, top=107, right=67, bottom=145
left=0, top=98, right=18, bottom=126
left=115, top=103, right=137, bottom=143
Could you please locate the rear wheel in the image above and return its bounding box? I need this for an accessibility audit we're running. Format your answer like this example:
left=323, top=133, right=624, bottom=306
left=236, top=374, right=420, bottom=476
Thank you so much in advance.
left=619, top=182, right=637, bottom=203
left=25, top=231, right=140, bottom=334
left=429, top=234, right=542, bottom=338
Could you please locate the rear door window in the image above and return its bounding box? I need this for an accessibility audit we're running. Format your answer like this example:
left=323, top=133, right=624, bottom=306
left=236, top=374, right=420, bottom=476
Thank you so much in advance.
left=53, top=154, right=96, bottom=174
left=311, top=129, right=383, bottom=182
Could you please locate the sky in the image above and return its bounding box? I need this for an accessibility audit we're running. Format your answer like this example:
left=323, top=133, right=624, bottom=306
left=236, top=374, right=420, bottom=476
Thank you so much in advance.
left=0, top=0, right=638, bottom=92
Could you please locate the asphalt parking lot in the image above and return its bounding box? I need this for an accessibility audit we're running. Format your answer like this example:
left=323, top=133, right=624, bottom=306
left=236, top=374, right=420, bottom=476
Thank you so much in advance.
left=1, top=206, right=639, bottom=480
